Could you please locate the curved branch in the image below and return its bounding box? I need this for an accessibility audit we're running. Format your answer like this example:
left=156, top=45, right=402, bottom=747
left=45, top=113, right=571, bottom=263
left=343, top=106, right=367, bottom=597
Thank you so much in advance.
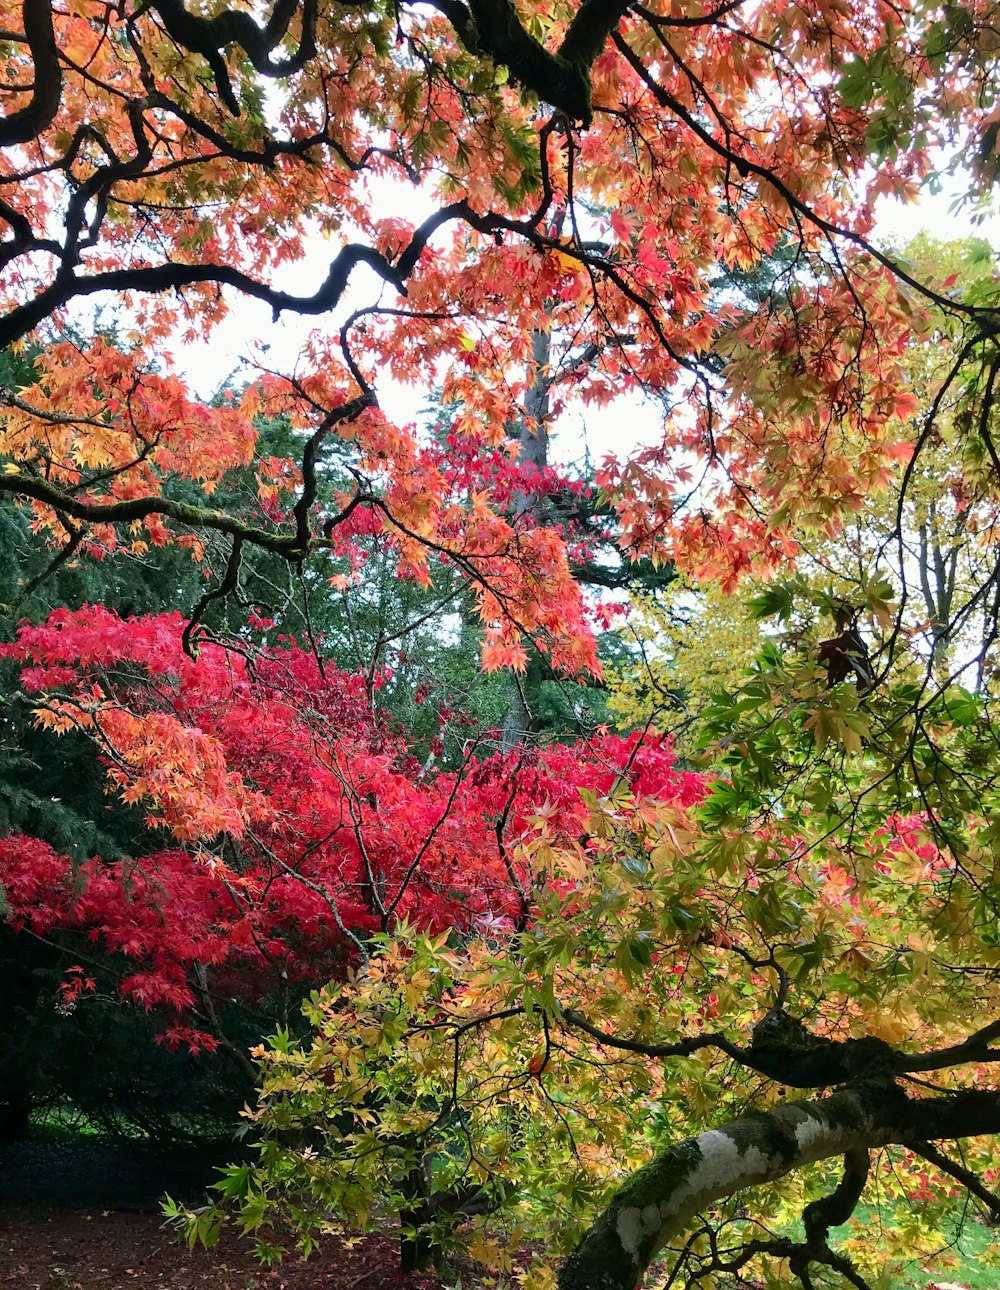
left=633, top=0, right=747, bottom=27
left=558, top=1086, right=1000, bottom=1290
left=610, top=30, right=1000, bottom=327
left=8, top=512, right=82, bottom=609
left=430, top=0, right=632, bottom=124
left=293, top=394, right=374, bottom=547
left=802, top=1146, right=869, bottom=1248
left=142, top=0, right=318, bottom=114
left=182, top=534, right=245, bottom=656
left=0, top=201, right=473, bottom=349
left=0, top=2, right=61, bottom=147
left=0, top=471, right=299, bottom=555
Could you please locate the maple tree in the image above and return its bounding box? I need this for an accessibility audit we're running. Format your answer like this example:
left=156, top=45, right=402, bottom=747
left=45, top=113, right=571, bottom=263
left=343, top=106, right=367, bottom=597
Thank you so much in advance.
left=5, top=0, right=999, bottom=621
left=0, top=607, right=511, bottom=1044
left=163, top=733, right=1000, bottom=1290
left=0, top=604, right=657, bottom=1065
left=607, top=237, right=1000, bottom=736
left=4, top=2, right=1000, bottom=1289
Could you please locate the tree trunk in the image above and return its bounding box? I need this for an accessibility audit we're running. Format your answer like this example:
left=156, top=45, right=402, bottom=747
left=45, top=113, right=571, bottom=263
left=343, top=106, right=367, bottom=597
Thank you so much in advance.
left=399, top=1222, right=436, bottom=1274
left=503, top=328, right=552, bottom=752
left=398, top=1156, right=434, bottom=1272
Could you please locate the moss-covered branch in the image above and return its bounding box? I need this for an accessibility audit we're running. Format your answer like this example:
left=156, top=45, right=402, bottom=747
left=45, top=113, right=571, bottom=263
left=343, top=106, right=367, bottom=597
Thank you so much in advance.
left=0, top=472, right=302, bottom=557
left=557, top=1086, right=1000, bottom=1290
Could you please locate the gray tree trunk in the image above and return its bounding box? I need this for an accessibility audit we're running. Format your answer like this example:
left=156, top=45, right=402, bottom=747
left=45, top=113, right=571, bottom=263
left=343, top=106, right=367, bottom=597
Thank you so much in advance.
left=502, top=328, right=552, bottom=751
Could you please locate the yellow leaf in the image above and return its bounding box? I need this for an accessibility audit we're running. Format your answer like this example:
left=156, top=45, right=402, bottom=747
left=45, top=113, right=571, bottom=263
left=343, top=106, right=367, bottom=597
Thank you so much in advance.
left=837, top=720, right=862, bottom=755
left=518, top=1263, right=558, bottom=1290
left=550, top=249, right=581, bottom=275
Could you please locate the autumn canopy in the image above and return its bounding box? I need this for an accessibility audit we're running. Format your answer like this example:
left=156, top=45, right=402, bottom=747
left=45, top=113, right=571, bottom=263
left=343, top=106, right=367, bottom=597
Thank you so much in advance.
left=3, top=0, right=1000, bottom=1287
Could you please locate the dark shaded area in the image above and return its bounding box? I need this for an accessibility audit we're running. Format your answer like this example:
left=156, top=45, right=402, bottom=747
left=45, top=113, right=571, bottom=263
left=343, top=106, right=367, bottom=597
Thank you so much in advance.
left=0, top=924, right=258, bottom=1147
left=0, top=1130, right=242, bottom=1210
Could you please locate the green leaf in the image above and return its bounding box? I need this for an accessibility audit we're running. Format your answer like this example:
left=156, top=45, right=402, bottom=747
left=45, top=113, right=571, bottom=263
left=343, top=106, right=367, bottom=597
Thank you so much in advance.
left=748, top=584, right=795, bottom=621
left=620, top=851, right=650, bottom=878
left=837, top=56, right=875, bottom=109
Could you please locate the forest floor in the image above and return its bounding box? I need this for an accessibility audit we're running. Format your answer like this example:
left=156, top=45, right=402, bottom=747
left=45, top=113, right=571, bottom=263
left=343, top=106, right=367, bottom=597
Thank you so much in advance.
left=0, top=1132, right=994, bottom=1290
left=0, top=1204, right=992, bottom=1290
left=0, top=1131, right=478, bottom=1290
left=0, top=1209, right=456, bottom=1290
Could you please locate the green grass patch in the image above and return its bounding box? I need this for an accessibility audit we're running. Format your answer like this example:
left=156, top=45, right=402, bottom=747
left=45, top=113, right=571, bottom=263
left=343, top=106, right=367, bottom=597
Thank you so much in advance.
left=27, top=1107, right=107, bottom=1142
left=827, top=1202, right=1000, bottom=1290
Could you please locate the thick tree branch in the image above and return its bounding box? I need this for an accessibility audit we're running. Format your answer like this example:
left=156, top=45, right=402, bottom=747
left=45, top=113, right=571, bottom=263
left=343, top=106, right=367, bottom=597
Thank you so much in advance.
left=0, top=201, right=473, bottom=349
left=428, top=0, right=633, bottom=124
left=0, top=472, right=299, bottom=555
left=559, top=0, right=634, bottom=72
left=558, top=1086, right=1000, bottom=1290
left=802, top=1146, right=869, bottom=1249
left=0, top=2, right=61, bottom=147
left=142, top=0, right=318, bottom=114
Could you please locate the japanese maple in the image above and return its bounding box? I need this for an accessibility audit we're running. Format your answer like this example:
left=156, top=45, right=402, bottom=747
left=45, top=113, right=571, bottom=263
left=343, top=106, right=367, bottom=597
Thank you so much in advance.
left=3, top=0, right=994, bottom=624
left=0, top=605, right=695, bottom=1052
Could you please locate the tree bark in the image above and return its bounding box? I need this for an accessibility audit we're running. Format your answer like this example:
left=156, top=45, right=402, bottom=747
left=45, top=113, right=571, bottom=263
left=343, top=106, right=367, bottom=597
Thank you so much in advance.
left=558, top=1085, right=1000, bottom=1290
left=502, top=328, right=552, bottom=751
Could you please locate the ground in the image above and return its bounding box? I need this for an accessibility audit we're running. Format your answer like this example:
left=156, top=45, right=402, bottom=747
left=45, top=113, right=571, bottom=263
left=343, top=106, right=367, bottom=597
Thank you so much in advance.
left=0, top=1133, right=995, bottom=1288
left=0, top=1210, right=451, bottom=1290
left=0, top=1130, right=471, bottom=1290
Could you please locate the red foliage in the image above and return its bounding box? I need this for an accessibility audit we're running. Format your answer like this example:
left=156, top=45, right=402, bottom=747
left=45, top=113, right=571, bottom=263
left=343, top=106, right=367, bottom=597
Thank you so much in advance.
left=0, top=609, right=706, bottom=1048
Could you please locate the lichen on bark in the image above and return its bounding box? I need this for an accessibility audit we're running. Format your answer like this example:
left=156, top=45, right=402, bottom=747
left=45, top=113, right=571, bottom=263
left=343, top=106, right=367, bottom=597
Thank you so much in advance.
left=557, top=1140, right=701, bottom=1290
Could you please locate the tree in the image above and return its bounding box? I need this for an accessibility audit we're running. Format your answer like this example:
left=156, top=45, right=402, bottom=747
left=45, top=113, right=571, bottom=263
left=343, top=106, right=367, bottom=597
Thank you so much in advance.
left=0, top=606, right=523, bottom=1038
left=608, top=237, right=1000, bottom=746
left=6, top=0, right=998, bottom=624
left=6, top=3, right=1000, bottom=1288
left=171, top=738, right=1000, bottom=1289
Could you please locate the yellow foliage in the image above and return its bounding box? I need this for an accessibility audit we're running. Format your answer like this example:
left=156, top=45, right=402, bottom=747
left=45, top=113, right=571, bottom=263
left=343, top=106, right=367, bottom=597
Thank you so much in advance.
left=607, top=579, right=766, bottom=741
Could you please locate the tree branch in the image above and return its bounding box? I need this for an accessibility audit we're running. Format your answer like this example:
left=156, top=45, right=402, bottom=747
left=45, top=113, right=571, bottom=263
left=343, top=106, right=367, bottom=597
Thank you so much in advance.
left=802, top=1146, right=869, bottom=1249
left=0, top=472, right=299, bottom=555
left=0, top=201, right=473, bottom=349
left=904, top=1138, right=1000, bottom=1218
left=429, top=0, right=632, bottom=124
left=558, top=1086, right=1000, bottom=1290
left=142, top=0, right=318, bottom=114
left=0, top=1, right=61, bottom=147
